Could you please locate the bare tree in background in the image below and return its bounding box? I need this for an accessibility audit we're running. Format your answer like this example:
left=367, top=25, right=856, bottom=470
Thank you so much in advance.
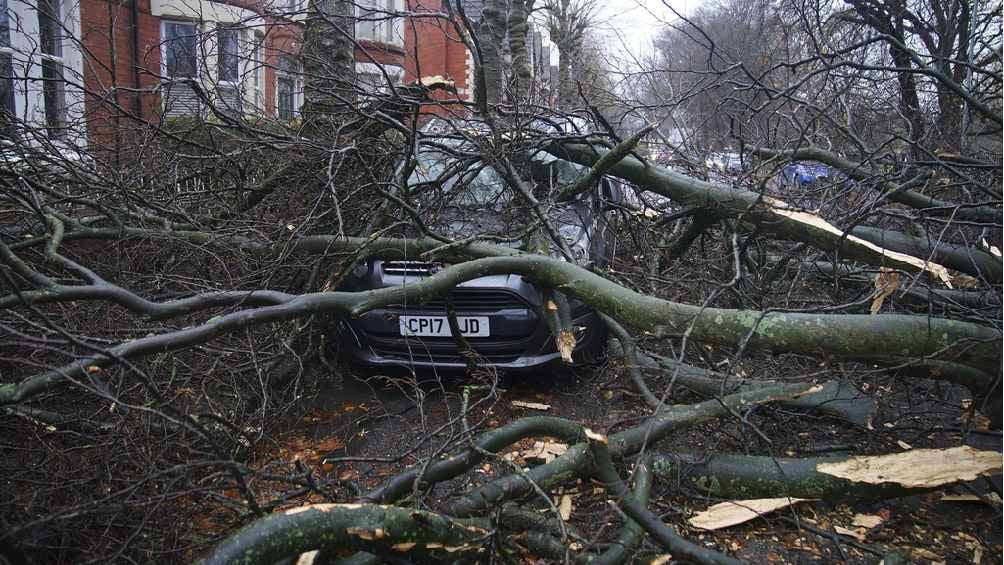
left=544, top=0, right=597, bottom=109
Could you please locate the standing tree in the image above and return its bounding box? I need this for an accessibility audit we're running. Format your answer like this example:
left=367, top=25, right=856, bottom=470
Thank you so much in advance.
left=544, top=0, right=597, bottom=109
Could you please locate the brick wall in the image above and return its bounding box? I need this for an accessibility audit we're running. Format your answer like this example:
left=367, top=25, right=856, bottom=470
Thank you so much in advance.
left=79, top=0, right=164, bottom=153
left=404, top=0, right=472, bottom=117
left=80, top=0, right=465, bottom=154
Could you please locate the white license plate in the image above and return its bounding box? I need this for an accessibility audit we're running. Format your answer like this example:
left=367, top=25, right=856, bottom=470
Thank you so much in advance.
left=398, top=316, right=490, bottom=337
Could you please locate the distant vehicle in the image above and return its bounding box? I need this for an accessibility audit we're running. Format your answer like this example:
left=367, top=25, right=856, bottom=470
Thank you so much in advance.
left=335, top=118, right=623, bottom=371
left=705, top=151, right=744, bottom=174
left=778, top=161, right=846, bottom=188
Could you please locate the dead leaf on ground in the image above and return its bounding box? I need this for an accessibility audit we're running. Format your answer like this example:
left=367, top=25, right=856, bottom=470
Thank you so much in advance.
left=906, top=547, right=944, bottom=562
left=896, top=439, right=913, bottom=450
left=649, top=555, right=672, bottom=565
left=816, top=446, right=1002, bottom=488
left=503, top=440, right=568, bottom=465
left=689, top=498, right=813, bottom=530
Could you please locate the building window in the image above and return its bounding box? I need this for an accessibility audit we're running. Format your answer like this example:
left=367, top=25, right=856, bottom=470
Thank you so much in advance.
left=37, top=0, right=65, bottom=135
left=275, top=0, right=300, bottom=15
left=356, top=0, right=402, bottom=45
left=356, top=62, right=402, bottom=93
left=217, top=24, right=239, bottom=83
left=162, top=20, right=202, bottom=116
left=163, top=21, right=199, bottom=78
left=0, top=0, right=14, bottom=127
left=252, top=31, right=264, bottom=110
left=275, top=55, right=300, bottom=120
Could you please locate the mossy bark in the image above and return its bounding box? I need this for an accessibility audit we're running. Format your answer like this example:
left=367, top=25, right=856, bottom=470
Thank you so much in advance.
left=608, top=338, right=878, bottom=427
left=650, top=453, right=934, bottom=501
left=198, top=504, right=490, bottom=565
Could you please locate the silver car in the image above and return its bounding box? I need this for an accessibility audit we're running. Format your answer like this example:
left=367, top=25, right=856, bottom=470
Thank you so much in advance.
left=336, top=121, right=623, bottom=370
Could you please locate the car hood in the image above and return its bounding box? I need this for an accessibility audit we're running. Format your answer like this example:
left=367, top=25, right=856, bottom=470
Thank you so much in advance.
left=425, top=200, right=594, bottom=262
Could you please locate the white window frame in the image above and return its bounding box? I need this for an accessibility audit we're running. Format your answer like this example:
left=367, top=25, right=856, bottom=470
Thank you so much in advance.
left=215, top=23, right=241, bottom=85
left=37, top=0, right=66, bottom=136
left=355, top=0, right=403, bottom=47
left=251, top=30, right=264, bottom=111
left=0, top=0, right=84, bottom=143
left=274, top=55, right=301, bottom=120
left=160, top=19, right=201, bottom=81
left=355, top=61, right=402, bottom=93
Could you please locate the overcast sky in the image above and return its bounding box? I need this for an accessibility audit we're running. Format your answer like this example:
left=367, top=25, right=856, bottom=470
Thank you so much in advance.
left=540, top=0, right=695, bottom=67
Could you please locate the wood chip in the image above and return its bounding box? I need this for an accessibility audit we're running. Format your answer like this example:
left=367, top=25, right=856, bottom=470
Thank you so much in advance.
left=851, top=513, right=885, bottom=529
left=870, top=268, right=900, bottom=314
left=834, top=525, right=865, bottom=541
left=940, top=494, right=982, bottom=502
left=689, top=498, right=812, bottom=530
left=511, top=400, right=551, bottom=411
left=816, top=446, right=1002, bottom=488
left=504, top=441, right=568, bottom=465
left=558, top=494, right=573, bottom=521
left=896, top=440, right=913, bottom=450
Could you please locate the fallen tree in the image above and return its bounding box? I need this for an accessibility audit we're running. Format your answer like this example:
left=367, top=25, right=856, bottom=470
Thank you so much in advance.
left=2, top=0, right=1001, bottom=560
left=2, top=239, right=998, bottom=407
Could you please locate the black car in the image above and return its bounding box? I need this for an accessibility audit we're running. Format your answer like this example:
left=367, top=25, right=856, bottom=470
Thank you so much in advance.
left=336, top=119, right=624, bottom=370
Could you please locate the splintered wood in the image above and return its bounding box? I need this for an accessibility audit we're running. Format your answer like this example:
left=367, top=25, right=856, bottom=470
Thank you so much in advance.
left=689, top=498, right=813, bottom=530
left=816, top=446, right=1002, bottom=488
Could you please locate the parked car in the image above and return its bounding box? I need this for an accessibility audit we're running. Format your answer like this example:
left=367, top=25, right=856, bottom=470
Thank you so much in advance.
left=335, top=119, right=623, bottom=371
left=705, top=151, right=744, bottom=174
left=778, top=161, right=845, bottom=188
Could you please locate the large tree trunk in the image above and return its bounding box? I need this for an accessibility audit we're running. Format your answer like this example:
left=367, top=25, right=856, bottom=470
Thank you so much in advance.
left=556, top=39, right=578, bottom=108
left=507, top=0, right=533, bottom=101
left=475, top=0, right=507, bottom=109
left=301, top=0, right=356, bottom=121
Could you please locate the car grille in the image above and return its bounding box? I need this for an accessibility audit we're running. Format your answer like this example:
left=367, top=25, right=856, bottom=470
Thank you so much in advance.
left=366, top=334, right=544, bottom=364
left=370, top=343, right=521, bottom=364
left=382, top=261, right=440, bottom=276
left=396, top=288, right=530, bottom=312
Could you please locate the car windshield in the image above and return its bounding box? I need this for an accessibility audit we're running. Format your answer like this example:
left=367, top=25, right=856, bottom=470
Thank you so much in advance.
left=405, top=121, right=592, bottom=208
left=408, top=139, right=511, bottom=207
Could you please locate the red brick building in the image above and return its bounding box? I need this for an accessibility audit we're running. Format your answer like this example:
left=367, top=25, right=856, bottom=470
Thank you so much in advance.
left=76, top=0, right=483, bottom=142
left=0, top=0, right=479, bottom=150
left=78, top=0, right=316, bottom=148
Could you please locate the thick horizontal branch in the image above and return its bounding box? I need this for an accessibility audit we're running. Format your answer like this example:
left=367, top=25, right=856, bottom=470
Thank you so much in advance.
left=197, top=503, right=490, bottom=565
left=847, top=225, right=1002, bottom=283
left=650, top=450, right=1000, bottom=501
left=608, top=338, right=877, bottom=427
left=3, top=253, right=998, bottom=405
left=791, top=259, right=1000, bottom=310
left=547, top=142, right=964, bottom=282
left=7, top=226, right=524, bottom=262
left=445, top=382, right=823, bottom=517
